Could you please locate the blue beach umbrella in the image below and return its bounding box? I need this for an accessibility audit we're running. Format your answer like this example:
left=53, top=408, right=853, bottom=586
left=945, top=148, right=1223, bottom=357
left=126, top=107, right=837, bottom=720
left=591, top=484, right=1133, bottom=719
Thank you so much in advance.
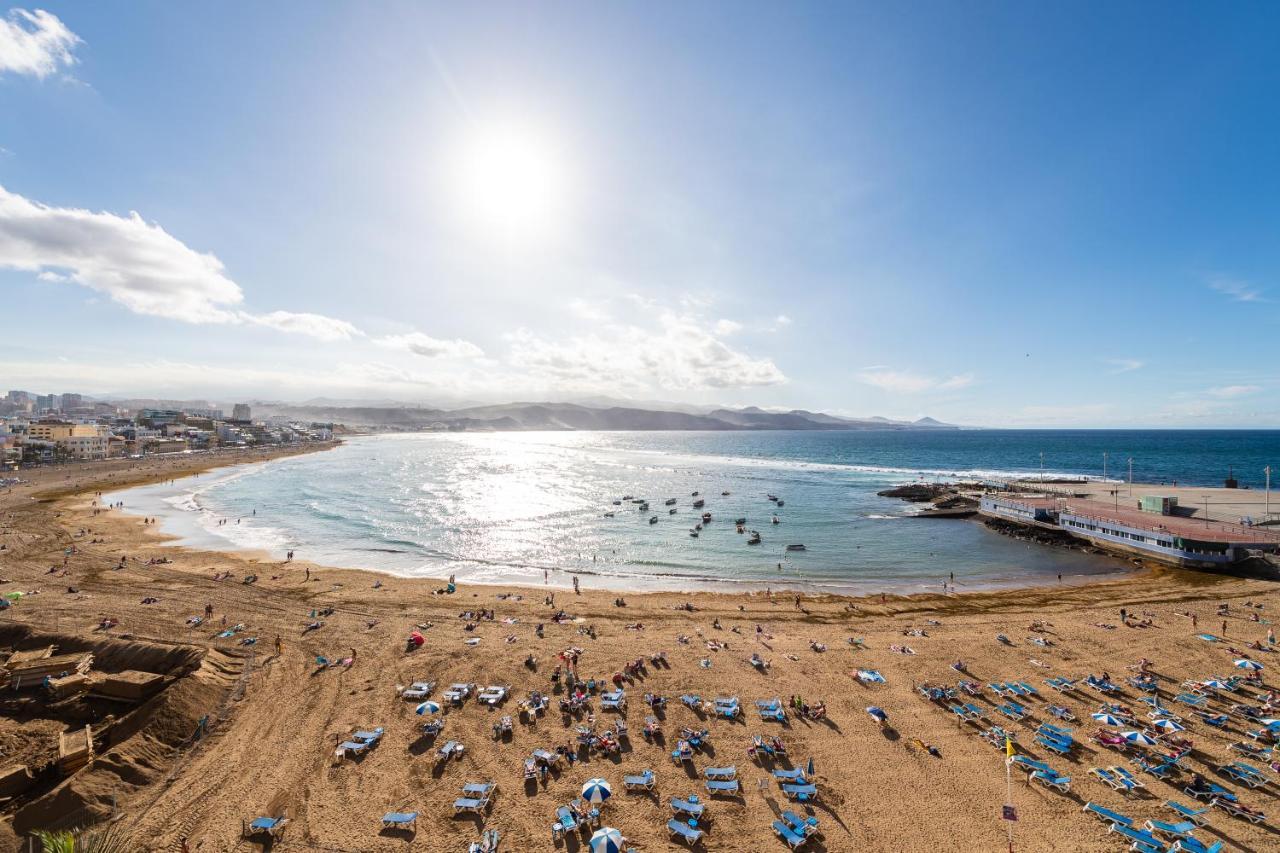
left=415, top=700, right=441, bottom=715
left=1235, top=659, right=1264, bottom=671
left=1151, top=719, right=1185, bottom=733
left=866, top=706, right=888, bottom=724
left=1091, top=712, right=1124, bottom=726
left=581, top=778, right=612, bottom=804
left=1121, top=731, right=1158, bottom=747
left=806, top=756, right=815, bottom=777
left=1200, top=680, right=1228, bottom=690
left=588, top=827, right=624, bottom=853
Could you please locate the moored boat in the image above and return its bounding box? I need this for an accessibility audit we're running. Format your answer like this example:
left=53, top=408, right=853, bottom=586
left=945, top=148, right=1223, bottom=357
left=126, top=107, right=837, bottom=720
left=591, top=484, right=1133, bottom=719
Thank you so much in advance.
left=785, top=544, right=806, bottom=551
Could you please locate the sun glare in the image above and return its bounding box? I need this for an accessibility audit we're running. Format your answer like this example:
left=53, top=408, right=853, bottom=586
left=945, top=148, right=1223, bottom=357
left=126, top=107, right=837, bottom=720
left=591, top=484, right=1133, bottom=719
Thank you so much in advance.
left=453, top=121, right=569, bottom=244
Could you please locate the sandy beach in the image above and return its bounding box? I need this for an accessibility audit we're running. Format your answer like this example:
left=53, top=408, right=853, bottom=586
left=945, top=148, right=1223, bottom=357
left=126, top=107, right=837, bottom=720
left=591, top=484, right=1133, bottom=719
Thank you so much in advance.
left=2, top=448, right=1279, bottom=852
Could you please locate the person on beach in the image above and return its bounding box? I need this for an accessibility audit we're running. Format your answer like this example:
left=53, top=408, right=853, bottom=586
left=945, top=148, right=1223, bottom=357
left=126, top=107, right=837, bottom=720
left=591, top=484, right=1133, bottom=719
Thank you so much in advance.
left=573, top=576, right=580, bottom=594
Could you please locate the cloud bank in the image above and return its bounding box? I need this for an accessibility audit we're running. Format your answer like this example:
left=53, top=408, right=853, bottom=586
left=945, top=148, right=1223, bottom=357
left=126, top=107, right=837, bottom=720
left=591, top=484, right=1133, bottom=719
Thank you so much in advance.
left=856, top=367, right=974, bottom=394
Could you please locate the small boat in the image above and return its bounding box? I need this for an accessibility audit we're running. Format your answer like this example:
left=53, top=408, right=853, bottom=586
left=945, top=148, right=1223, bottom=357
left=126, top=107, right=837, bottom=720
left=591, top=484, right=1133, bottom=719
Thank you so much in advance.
left=701, top=512, right=712, bottom=522
left=722, top=491, right=730, bottom=496
left=649, top=515, right=658, bottom=524
left=638, top=502, right=650, bottom=511
left=771, top=516, right=780, bottom=524
left=631, top=498, right=646, bottom=504
left=668, top=508, right=677, bottom=515
left=603, top=512, right=615, bottom=518
left=622, top=495, right=633, bottom=501
left=747, top=531, right=762, bottom=545
left=734, top=517, right=746, bottom=525
left=786, top=544, right=806, bottom=552
left=691, top=491, right=700, bottom=497
left=776, top=499, right=784, bottom=507
left=766, top=494, right=778, bottom=502
left=689, top=529, right=699, bottom=538
left=612, top=500, right=621, bottom=506
left=692, top=499, right=705, bottom=508
left=665, top=498, right=677, bottom=506
left=736, top=525, right=745, bottom=534
left=695, top=523, right=703, bottom=530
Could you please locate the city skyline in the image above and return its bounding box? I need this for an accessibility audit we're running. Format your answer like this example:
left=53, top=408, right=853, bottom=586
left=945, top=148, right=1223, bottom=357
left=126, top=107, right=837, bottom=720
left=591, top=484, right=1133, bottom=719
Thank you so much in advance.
left=2, top=3, right=1278, bottom=427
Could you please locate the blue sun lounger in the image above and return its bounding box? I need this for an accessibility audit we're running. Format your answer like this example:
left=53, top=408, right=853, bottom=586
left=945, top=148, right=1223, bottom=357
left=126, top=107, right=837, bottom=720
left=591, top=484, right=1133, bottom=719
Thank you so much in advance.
left=624, top=770, right=655, bottom=791
left=1163, top=801, right=1209, bottom=825
left=668, top=819, right=704, bottom=845
left=552, top=806, right=578, bottom=835
left=774, top=767, right=807, bottom=783
left=1030, top=769, right=1070, bottom=792
left=381, top=812, right=417, bottom=830
left=773, top=820, right=807, bottom=849
left=1184, top=782, right=1234, bottom=802
left=1144, top=818, right=1196, bottom=839
left=704, top=765, right=736, bottom=780
left=1175, top=693, right=1207, bottom=707
left=705, top=779, right=739, bottom=796
left=463, top=782, right=496, bottom=798
left=1170, top=838, right=1224, bottom=853
left=782, top=783, right=818, bottom=801
left=670, top=796, right=705, bottom=817
left=1222, top=761, right=1267, bottom=787
left=1011, top=756, right=1050, bottom=773
left=246, top=817, right=288, bottom=838
left=680, top=694, right=702, bottom=709
left=1082, top=802, right=1132, bottom=826
left=1109, top=823, right=1164, bottom=850
left=783, top=811, right=820, bottom=837
left=454, top=797, right=489, bottom=815
left=339, top=739, right=369, bottom=755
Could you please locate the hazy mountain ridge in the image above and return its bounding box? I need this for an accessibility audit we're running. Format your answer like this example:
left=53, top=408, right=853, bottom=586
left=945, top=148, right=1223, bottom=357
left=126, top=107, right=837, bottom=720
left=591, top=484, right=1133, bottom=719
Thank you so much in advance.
left=249, top=401, right=960, bottom=432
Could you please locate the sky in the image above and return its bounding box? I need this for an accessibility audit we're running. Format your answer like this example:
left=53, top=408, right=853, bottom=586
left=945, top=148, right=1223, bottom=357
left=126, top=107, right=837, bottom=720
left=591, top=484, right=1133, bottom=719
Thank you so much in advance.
left=1, top=2, right=1278, bottom=427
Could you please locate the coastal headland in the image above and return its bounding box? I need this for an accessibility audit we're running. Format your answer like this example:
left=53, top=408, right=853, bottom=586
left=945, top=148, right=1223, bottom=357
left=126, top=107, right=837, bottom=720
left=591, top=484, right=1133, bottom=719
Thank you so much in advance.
left=1, top=448, right=1278, bottom=851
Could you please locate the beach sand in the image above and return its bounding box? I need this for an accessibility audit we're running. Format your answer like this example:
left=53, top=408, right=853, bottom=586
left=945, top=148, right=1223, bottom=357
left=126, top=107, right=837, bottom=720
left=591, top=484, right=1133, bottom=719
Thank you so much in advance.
left=2, top=448, right=1278, bottom=852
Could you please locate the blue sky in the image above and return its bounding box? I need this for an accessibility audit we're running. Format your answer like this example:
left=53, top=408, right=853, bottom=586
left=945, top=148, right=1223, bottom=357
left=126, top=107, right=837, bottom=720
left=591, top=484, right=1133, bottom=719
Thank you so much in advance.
left=1, top=2, right=1277, bottom=426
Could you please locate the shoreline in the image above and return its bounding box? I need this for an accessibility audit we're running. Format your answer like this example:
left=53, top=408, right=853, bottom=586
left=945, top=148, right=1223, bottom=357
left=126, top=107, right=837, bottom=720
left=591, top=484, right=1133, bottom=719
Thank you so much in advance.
left=96, top=440, right=1137, bottom=598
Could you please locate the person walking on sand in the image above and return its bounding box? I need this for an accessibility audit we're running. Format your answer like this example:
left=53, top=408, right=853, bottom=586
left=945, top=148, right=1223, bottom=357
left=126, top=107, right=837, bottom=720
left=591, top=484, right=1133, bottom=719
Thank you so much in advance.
left=274, top=635, right=282, bottom=655
left=1192, top=613, right=1197, bottom=629
left=573, top=576, right=580, bottom=595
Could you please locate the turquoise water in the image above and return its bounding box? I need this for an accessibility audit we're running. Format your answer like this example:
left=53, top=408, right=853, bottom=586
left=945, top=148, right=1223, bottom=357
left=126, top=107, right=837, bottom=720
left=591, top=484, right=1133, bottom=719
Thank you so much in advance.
left=106, top=430, right=1278, bottom=593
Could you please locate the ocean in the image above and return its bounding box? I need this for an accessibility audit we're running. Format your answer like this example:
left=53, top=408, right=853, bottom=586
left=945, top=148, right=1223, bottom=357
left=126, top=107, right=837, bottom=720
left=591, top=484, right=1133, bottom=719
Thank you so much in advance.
left=106, top=429, right=1280, bottom=594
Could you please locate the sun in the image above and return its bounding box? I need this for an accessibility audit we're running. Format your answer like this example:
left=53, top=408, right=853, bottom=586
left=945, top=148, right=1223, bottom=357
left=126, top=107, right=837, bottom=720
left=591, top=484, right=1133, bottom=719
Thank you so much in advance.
left=453, top=121, right=569, bottom=245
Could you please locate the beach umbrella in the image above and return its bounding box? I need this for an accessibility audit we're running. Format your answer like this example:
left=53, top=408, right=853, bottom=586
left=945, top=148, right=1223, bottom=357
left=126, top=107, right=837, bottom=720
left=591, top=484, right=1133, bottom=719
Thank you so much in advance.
left=1120, top=731, right=1158, bottom=747
left=1235, top=659, right=1264, bottom=671
left=1201, top=680, right=1228, bottom=690
left=580, top=778, right=612, bottom=804
left=866, top=706, right=888, bottom=724
left=1091, top=712, right=1124, bottom=726
left=806, top=756, right=815, bottom=777
left=415, top=700, right=441, bottom=716
left=1151, top=719, right=1185, bottom=733
left=588, top=827, right=624, bottom=853
left=1258, top=719, right=1280, bottom=729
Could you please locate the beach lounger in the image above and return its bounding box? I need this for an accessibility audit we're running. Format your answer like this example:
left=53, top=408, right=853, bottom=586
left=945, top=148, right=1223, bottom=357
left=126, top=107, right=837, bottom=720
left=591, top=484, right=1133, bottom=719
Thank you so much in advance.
left=551, top=806, right=578, bottom=838
left=1090, top=768, right=1126, bottom=791
left=705, top=779, right=740, bottom=796
left=1162, top=801, right=1208, bottom=826
left=1031, top=769, right=1070, bottom=793
left=601, top=690, right=626, bottom=711
left=783, top=810, right=820, bottom=838
left=774, top=767, right=808, bottom=783
left=339, top=739, right=369, bottom=756
left=1221, top=762, right=1268, bottom=788
left=381, top=812, right=417, bottom=830
left=402, top=681, right=435, bottom=700
left=1144, top=819, right=1197, bottom=840
left=1184, top=782, right=1234, bottom=803
left=669, top=819, right=705, bottom=846
left=988, top=683, right=1010, bottom=697
left=1194, top=711, right=1229, bottom=728
left=463, top=782, right=496, bottom=798
left=454, top=797, right=490, bottom=815
left=1011, top=755, right=1050, bottom=774
left=478, top=685, right=509, bottom=706
left=670, top=796, right=706, bottom=817
left=782, top=783, right=818, bottom=801
left=421, top=718, right=444, bottom=737
left=704, top=765, right=736, bottom=780
left=680, top=694, right=702, bottom=710
left=1170, top=839, right=1224, bottom=853
left=962, top=703, right=987, bottom=720
left=532, top=748, right=561, bottom=766
left=245, top=817, right=288, bottom=838
left=1036, top=735, right=1073, bottom=755
left=772, top=820, right=808, bottom=849
left=436, top=740, right=463, bottom=762
left=1108, top=823, right=1164, bottom=850
left=624, top=770, right=655, bottom=791
left=1175, top=693, right=1207, bottom=707
left=354, top=728, right=384, bottom=745
left=856, top=669, right=885, bottom=684
left=1111, top=766, right=1145, bottom=792
left=1212, top=797, right=1265, bottom=823
left=997, top=703, right=1026, bottom=721
left=1083, top=802, right=1132, bottom=826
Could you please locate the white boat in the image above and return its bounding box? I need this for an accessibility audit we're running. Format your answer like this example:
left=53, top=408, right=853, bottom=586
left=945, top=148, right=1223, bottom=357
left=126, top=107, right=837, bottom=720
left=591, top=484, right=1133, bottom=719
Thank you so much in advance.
left=668, top=508, right=677, bottom=515
left=603, top=512, right=615, bottom=518
left=785, top=544, right=806, bottom=552
left=649, top=515, right=658, bottom=524
left=665, top=498, right=677, bottom=506
left=747, top=532, right=762, bottom=545
left=692, top=499, right=705, bottom=508
left=771, top=516, right=780, bottom=524
left=689, top=529, right=699, bottom=537
left=776, top=499, right=785, bottom=507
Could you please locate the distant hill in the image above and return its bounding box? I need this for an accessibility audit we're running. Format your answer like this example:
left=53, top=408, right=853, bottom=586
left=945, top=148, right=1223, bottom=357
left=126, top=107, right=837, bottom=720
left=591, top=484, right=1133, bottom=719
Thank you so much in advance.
left=252, top=401, right=960, bottom=432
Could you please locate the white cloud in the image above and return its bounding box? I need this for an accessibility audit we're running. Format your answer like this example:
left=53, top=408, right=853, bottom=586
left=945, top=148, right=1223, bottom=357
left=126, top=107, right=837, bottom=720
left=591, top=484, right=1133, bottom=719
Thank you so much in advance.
left=856, top=368, right=974, bottom=394
left=774, top=314, right=792, bottom=326
left=507, top=309, right=785, bottom=392
left=0, top=184, right=357, bottom=340
left=714, top=318, right=742, bottom=336
left=0, top=9, right=80, bottom=79
left=246, top=311, right=362, bottom=343
left=567, top=297, right=611, bottom=322
left=1104, top=358, right=1144, bottom=373
left=1209, top=277, right=1265, bottom=303
left=377, top=331, right=484, bottom=359
left=1208, top=384, right=1261, bottom=399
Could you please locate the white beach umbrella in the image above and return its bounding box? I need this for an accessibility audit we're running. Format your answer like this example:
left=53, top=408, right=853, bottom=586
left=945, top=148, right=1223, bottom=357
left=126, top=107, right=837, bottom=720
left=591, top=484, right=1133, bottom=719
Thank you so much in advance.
left=1120, top=731, right=1159, bottom=747
left=588, top=827, right=624, bottom=853
left=1259, top=719, right=1280, bottom=729
left=415, top=700, right=441, bottom=715
left=1151, top=719, right=1185, bottom=732
left=581, top=778, right=613, bottom=804
left=1092, top=712, right=1124, bottom=726
left=1234, top=659, right=1264, bottom=671
left=1201, top=680, right=1228, bottom=690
